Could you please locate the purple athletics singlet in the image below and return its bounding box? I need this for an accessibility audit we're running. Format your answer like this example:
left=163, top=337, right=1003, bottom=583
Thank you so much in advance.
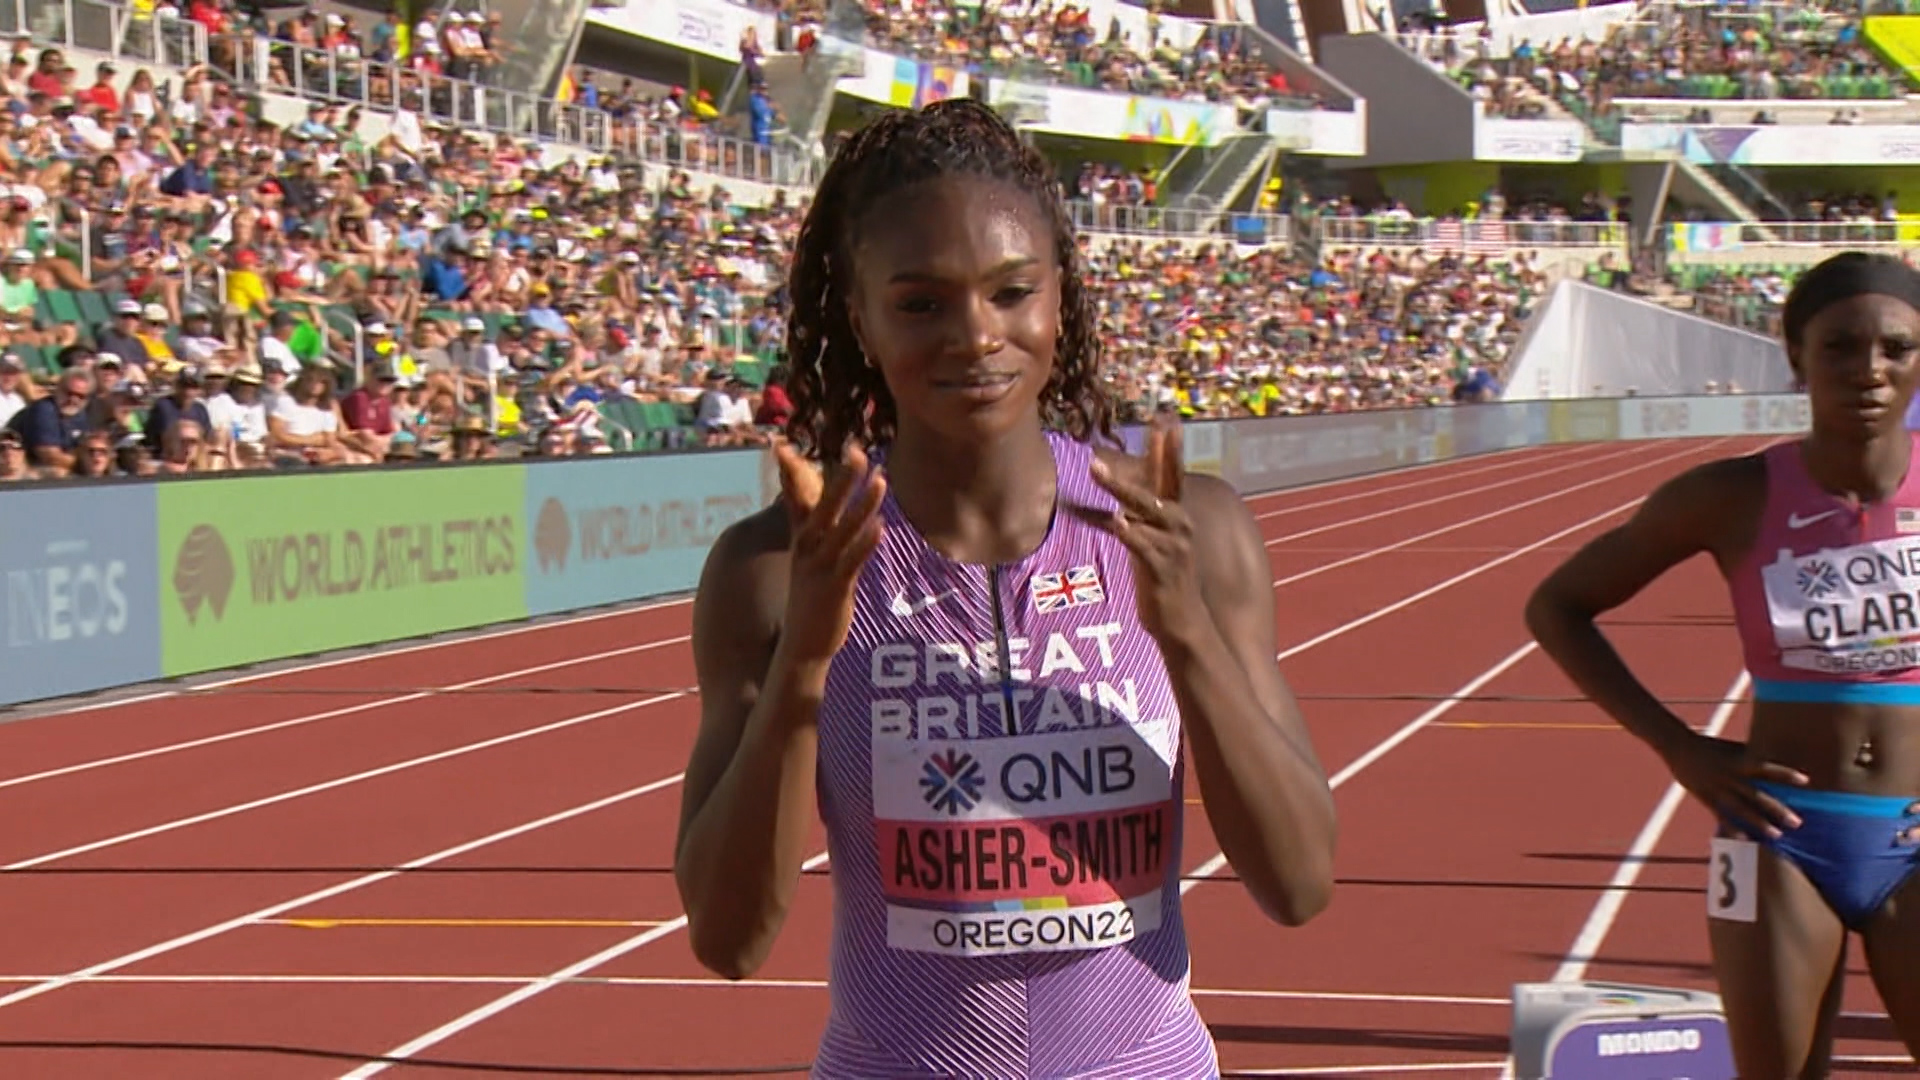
left=811, top=431, right=1218, bottom=1079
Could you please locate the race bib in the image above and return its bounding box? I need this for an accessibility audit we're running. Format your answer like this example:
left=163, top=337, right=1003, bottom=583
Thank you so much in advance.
left=1707, top=836, right=1758, bottom=924
left=1760, top=539, right=1920, bottom=676
left=870, top=718, right=1177, bottom=958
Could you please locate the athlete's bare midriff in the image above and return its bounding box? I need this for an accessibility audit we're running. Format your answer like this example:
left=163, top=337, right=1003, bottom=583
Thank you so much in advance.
left=1747, top=702, right=1920, bottom=795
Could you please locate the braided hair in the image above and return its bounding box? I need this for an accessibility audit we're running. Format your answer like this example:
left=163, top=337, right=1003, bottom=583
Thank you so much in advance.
left=782, top=98, right=1113, bottom=462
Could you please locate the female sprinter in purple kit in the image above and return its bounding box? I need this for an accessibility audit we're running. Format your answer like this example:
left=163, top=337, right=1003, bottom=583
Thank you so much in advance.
left=672, top=100, right=1338, bottom=1079
left=1529, top=251, right=1920, bottom=1077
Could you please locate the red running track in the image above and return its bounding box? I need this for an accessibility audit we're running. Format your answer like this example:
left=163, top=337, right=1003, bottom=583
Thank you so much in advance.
left=0, top=438, right=1910, bottom=1079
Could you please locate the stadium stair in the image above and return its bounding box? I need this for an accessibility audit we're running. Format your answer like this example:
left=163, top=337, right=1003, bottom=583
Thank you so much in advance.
left=1163, top=133, right=1281, bottom=233
left=1673, top=159, right=1781, bottom=243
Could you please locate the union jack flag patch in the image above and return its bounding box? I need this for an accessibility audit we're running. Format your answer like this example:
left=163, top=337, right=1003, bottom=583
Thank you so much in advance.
left=1030, top=565, right=1105, bottom=613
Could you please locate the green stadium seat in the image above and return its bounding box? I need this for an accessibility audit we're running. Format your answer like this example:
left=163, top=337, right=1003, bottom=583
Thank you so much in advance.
left=74, top=289, right=111, bottom=332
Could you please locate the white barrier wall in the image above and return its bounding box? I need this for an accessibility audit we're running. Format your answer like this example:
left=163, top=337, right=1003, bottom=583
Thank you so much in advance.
left=1213, top=392, right=1810, bottom=494
left=1499, top=282, right=1791, bottom=402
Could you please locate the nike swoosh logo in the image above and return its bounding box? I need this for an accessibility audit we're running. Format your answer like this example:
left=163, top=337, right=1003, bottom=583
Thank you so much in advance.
left=1788, top=510, right=1839, bottom=529
left=890, top=589, right=957, bottom=618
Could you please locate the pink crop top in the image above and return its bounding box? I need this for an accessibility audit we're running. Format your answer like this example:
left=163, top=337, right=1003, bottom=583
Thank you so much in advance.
left=1725, top=431, right=1920, bottom=705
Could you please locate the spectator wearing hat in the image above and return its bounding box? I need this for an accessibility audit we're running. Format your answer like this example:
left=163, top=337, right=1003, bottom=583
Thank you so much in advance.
left=96, top=297, right=155, bottom=372
left=133, top=302, right=180, bottom=371
left=175, top=303, right=227, bottom=365
left=90, top=367, right=145, bottom=439
left=449, top=314, right=504, bottom=392
left=449, top=411, right=493, bottom=461
left=225, top=248, right=274, bottom=342
left=0, top=248, right=71, bottom=348
left=207, top=362, right=270, bottom=468
left=145, top=363, right=212, bottom=457
left=7, top=364, right=92, bottom=474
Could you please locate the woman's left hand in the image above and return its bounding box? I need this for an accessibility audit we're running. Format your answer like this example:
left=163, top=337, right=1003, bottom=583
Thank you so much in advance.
left=1091, top=418, right=1209, bottom=647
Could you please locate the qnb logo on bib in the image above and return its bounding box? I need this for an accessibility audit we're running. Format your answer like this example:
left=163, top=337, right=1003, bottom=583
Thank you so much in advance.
left=1762, top=540, right=1920, bottom=674
left=871, top=719, right=1177, bottom=958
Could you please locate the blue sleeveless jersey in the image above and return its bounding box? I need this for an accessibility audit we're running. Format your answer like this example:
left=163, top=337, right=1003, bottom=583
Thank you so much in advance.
left=811, top=431, right=1218, bottom=1079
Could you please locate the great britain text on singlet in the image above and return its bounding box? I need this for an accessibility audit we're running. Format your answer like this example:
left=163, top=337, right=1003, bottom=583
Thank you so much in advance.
left=866, top=620, right=1142, bottom=739
left=1763, top=536, right=1920, bottom=674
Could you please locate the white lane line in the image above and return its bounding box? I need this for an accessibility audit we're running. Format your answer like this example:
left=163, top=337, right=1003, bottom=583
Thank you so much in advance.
left=1262, top=444, right=1652, bottom=549
left=5, top=441, right=1632, bottom=725
left=1252, top=444, right=1599, bottom=522
left=0, top=770, right=691, bottom=1010
left=334, top=852, right=835, bottom=1080
left=0, top=691, right=687, bottom=872
left=1550, top=670, right=1752, bottom=984
left=0, top=973, right=1517, bottom=1008
left=0, top=443, right=1610, bottom=791
left=0, top=636, right=689, bottom=792
left=1271, top=441, right=1723, bottom=586
left=1489, top=669, right=1751, bottom=1080
left=1275, top=490, right=1657, bottom=661
left=337, top=442, right=1725, bottom=1075
left=1225, top=1062, right=1506, bottom=1076
left=17, top=591, right=704, bottom=720
left=1180, top=642, right=1540, bottom=892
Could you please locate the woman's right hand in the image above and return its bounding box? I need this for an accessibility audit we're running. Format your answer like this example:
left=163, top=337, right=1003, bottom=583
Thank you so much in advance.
left=1660, top=732, right=1809, bottom=839
left=772, top=439, right=887, bottom=669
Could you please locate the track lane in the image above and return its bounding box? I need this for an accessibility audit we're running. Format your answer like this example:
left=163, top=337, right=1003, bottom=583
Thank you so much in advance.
left=0, top=443, right=1625, bottom=797
left=273, top=440, right=1747, bottom=1076
left=0, top=438, right=1773, bottom=1079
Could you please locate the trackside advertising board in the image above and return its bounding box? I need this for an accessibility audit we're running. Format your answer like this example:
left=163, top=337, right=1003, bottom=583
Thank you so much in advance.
left=0, top=391, right=1814, bottom=708
left=0, top=484, right=162, bottom=703
left=155, top=466, right=526, bottom=675
left=522, top=451, right=766, bottom=617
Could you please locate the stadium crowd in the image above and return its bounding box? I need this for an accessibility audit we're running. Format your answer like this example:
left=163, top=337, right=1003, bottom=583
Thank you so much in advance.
left=1424, top=0, right=1905, bottom=123
left=0, top=0, right=1865, bottom=485
left=734, top=0, right=1322, bottom=109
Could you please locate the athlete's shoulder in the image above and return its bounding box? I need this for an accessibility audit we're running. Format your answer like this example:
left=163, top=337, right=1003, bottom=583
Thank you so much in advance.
left=694, top=503, right=793, bottom=644
left=1652, top=450, right=1769, bottom=512
left=1632, top=450, right=1770, bottom=559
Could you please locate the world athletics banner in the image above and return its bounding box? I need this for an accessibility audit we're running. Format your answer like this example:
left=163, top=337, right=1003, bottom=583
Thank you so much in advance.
left=155, top=466, right=526, bottom=676
left=522, top=451, right=765, bottom=618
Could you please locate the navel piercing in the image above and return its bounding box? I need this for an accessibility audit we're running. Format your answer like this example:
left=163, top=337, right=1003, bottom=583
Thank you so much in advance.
left=1855, top=738, right=1876, bottom=768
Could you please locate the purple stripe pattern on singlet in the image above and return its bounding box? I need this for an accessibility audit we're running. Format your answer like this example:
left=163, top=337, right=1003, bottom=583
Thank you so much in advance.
left=811, top=431, right=1218, bottom=1080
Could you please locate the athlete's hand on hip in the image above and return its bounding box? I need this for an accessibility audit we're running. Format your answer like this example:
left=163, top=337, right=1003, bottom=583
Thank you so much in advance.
left=1091, top=417, right=1206, bottom=645
left=1661, top=732, right=1809, bottom=840
left=772, top=438, right=888, bottom=668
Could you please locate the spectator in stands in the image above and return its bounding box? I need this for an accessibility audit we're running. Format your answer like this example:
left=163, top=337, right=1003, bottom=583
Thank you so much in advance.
left=207, top=363, right=269, bottom=469
left=269, top=367, right=361, bottom=467
left=155, top=417, right=210, bottom=474
left=0, top=352, right=25, bottom=429
left=144, top=364, right=212, bottom=458
left=9, top=364, right=92, bottom=474
left=0, top=428, right=25, bottom=481
left=68, top=428, right=116, bottom=478
left=339, top=365, right=399, bottom=462
left=259, top=311, right=301, bottom=377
